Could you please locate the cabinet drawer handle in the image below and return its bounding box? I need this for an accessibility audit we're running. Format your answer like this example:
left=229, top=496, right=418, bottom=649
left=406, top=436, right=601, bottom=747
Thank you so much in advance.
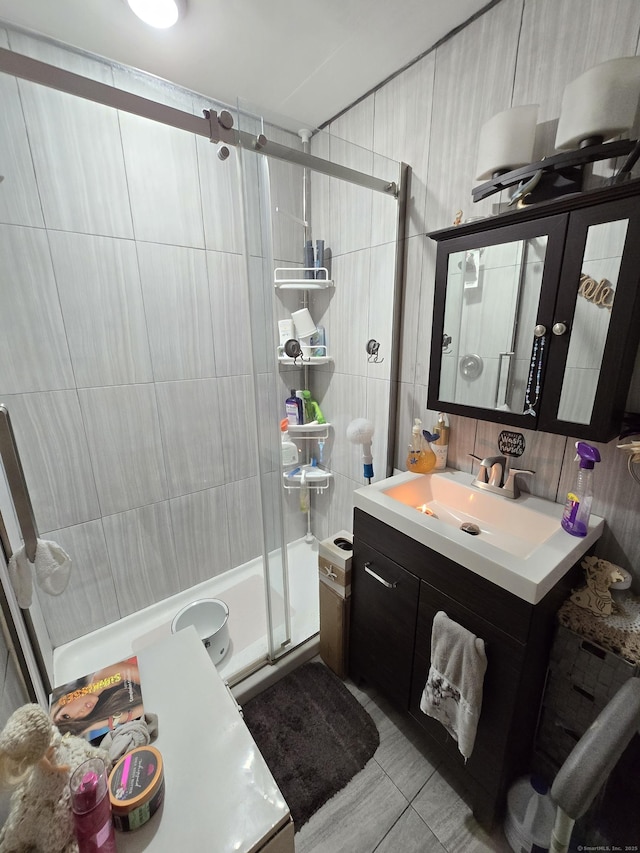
left=364, top=562, right=398, bottom=588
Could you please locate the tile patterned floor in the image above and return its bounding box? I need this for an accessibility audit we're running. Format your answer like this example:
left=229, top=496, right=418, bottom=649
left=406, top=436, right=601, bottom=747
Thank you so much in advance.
left=295, top=669, right=513, bottom=853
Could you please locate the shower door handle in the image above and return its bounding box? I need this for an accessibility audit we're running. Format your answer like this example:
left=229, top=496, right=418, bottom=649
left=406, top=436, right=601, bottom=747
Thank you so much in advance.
left=0, top=405, right=38, bottom=563
left=364, top=562, right=398, bottom=589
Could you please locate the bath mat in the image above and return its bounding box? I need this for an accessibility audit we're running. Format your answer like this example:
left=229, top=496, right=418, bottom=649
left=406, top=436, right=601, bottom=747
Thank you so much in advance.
left=242, top=661, right=379, bottom=830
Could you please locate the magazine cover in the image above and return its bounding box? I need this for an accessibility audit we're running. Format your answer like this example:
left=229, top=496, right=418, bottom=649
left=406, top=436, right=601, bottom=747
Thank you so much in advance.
left=49, top=656, right=144, bottom=745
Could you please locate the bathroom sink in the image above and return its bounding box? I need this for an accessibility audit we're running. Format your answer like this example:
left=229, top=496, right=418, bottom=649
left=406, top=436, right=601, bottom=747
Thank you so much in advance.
left=353, top=470, right=604, bottom=604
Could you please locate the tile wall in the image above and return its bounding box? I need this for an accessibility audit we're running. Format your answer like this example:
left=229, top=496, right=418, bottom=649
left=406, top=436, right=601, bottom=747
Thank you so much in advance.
left=322, top=0, right=640, bottom=583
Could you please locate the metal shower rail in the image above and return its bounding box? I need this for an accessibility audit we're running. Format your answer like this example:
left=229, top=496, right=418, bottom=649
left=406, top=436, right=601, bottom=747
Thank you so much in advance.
left=0, top=46, right=399, bottom=197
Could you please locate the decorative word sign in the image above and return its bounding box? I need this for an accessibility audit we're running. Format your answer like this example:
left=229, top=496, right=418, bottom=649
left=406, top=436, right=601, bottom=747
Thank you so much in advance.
left=498, top=430, right=526, bottom=457
left=578, top=273, right=614, bottom=310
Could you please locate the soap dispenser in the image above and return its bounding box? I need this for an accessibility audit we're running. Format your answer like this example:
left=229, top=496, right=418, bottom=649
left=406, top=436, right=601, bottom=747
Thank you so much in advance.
left=432, top=412, right=449, bottom=470
left=406, top=419, right=436, bottom=474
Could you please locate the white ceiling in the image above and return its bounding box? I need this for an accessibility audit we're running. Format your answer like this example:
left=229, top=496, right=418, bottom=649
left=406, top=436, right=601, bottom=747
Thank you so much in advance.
left=0, top=0, right=489, bottom=128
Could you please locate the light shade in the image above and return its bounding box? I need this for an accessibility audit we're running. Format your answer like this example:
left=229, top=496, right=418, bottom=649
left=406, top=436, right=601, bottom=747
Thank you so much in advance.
left=126, top=0, right=186, bottom=28
left=475, top=105, right=539, bottom=181
left=555, top=56, right=640, bottom=150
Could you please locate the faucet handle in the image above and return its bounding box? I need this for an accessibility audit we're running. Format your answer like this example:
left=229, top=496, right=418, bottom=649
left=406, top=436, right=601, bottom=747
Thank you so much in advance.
left=469, top=453, right=488, bottom=483
left=503, top=468, right=534, bottom=498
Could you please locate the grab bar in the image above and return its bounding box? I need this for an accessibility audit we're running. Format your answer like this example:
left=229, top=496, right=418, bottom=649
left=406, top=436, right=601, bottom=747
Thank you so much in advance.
left=0, top=405, right=38, bottom=562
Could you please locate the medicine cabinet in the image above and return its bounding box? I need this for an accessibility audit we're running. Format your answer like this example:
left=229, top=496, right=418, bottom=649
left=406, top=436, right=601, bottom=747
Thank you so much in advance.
left=427, top=180, right=640, bottom=442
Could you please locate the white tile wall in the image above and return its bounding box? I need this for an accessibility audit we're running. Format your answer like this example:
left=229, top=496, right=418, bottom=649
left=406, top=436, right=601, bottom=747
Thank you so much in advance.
left=119, top=111, right=205, bottom=247
left=16, top=84, right=133, bottom=236
left=102, top=501, right=180, bottom=617
left=0, top=225, right=74, bottom=394
left=0, top=64, right=44, bottom=228
left=137, top=242, right=216, bottom=381
left=49, top=231, right=154, bottom=387
left=169, top=486, right=232, bottom=588
left=155, top=378, right=226, bottom=496
left=2, top=391, right=101, bottom=532
left=34, top=519, right=120, bottom=645
left=78, top=384, right=168, bottom=516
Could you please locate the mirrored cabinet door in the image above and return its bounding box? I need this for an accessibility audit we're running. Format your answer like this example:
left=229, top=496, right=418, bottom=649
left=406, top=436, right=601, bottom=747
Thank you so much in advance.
left=429, top=215, right=568, bottom=431
left=539, top=195, right=640, bottom=439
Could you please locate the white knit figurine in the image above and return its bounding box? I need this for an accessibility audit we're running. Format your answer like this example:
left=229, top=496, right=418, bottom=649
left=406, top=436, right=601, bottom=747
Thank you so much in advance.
left=0, top=704, right=111, bottom=853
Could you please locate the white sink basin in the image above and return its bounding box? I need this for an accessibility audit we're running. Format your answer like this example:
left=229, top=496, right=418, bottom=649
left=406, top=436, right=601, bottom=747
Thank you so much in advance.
left=353, top=469, right=604, bottom=604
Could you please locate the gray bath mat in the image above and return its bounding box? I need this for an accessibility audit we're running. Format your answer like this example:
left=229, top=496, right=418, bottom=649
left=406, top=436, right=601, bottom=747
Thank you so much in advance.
left=242, top=661, right=379, bottom=830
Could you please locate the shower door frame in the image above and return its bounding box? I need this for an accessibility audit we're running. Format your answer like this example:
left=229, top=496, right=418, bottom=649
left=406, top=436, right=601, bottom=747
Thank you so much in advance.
left=0, top=40, right=408, bottom=685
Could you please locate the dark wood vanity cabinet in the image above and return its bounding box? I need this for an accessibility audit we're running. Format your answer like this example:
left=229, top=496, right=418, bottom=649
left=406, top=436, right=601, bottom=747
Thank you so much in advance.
left=427, top=180, right=640, bottom=442
left=349, top=508, right=581, bottom=827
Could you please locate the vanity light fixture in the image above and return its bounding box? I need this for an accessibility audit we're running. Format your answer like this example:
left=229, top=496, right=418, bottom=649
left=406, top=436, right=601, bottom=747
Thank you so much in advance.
left=473, top=56, right=640, bottom=205
left=126, top=0, right=186, bottom=28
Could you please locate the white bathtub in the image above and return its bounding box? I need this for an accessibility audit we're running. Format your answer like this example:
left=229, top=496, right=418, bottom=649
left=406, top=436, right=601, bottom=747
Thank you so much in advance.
left=53, top=537, right=320, bottom=693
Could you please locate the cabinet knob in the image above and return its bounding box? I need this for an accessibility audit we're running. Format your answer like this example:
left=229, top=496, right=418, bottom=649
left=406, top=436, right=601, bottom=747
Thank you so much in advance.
left=533, top=324, right=547, bottom=338
left=552, top=322, right=568, bottom=336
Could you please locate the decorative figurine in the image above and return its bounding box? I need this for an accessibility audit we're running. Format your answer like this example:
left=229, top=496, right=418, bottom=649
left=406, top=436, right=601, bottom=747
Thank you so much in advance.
left=570, top=556, right=626, bottom=617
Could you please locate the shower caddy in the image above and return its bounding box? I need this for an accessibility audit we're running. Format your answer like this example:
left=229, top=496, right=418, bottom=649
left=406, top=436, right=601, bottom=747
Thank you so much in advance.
left=274, top=268, right=334, bottom=493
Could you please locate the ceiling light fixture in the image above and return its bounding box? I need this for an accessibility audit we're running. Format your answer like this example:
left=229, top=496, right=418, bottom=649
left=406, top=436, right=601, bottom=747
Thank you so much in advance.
left=126, top=0, right=186, bottom=29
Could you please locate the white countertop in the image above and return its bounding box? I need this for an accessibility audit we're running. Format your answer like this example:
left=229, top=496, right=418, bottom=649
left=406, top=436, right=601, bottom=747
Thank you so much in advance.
left=116, top=628, right=290, bottom=852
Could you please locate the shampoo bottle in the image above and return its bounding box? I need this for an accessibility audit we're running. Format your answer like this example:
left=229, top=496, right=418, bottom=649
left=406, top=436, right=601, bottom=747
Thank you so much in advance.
left=406, top=418, right=436, bottom=474
left=432, top=412, right=449, bottom=470
left=561, top=441, right=601, bottom=537
left=285, top=389, right=303, bottom=425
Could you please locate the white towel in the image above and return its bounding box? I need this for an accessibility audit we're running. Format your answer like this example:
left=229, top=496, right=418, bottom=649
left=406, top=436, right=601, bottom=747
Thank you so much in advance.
left=8, top=548, right=33, bottom=608
left=7, top=540, right=72, bottom=608
left=420, top=610, right=487, bottom=761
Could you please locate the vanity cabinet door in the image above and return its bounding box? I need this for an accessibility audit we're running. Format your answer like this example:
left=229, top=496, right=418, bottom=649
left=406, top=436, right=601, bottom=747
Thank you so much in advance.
left=409, top=580, right=527, bottom=816
left=349, top=539, right=420, bottom=709
left=537, top=196, right=640, bottom=439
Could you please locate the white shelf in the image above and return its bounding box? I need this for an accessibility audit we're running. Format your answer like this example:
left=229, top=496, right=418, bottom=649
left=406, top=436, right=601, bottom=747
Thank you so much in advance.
left=274, top=267, right=333, bottom=289
left=277, top=345, right=332, bottom=365
left=283, top=467, right=333, bottom=493
left=288, top=423, right=331, bottom=439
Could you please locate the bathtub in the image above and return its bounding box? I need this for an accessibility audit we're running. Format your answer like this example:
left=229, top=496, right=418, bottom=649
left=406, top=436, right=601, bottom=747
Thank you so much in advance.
left=52, top=537, right=320, bottom=696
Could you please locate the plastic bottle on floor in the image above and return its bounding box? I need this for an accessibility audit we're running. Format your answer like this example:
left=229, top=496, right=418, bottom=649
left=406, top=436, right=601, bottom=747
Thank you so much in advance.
left=504, top=774, right=556, bottom=853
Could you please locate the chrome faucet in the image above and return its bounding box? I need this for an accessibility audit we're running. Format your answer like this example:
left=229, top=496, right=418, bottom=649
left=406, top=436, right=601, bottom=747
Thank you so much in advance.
left=469, top=454, right=534, bottom=499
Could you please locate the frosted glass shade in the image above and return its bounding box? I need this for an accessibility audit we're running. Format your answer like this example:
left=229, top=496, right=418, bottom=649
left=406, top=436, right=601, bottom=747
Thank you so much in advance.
left=127, top=0, right=186, bottom=28
left=555, top=57, right=640, bottom=150
left=475, top=105, right=539, bottom=181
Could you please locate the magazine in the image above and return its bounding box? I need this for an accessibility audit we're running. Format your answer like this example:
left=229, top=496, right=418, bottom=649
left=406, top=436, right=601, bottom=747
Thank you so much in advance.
left=49, top=656, right=144, bottom=746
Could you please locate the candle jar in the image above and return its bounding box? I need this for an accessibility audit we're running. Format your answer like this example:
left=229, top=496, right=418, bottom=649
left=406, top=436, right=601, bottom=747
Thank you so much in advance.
left=70, top=758, right=117, bottom=853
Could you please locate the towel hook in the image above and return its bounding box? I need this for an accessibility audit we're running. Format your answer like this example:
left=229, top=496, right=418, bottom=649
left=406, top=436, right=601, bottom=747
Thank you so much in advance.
left=366, top=339, right=384, bottom=363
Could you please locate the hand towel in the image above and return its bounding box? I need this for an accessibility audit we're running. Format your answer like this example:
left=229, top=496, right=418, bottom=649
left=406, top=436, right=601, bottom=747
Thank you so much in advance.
left=8, top=547, right=33, bottom=608
left=420, top=610, right=487, bottom=761
left=7, top=540, right=71, bottom=608
left=34, top=539, right=72, bottom=596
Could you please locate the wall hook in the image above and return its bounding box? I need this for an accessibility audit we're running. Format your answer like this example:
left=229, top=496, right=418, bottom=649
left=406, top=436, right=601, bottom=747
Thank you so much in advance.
left=366, top=339, right=384, bottom=363
left=283, top=338, right=309, bottom=364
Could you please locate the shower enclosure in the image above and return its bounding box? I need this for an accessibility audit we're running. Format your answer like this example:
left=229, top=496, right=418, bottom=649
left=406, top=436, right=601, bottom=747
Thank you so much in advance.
left=0, top=25, right=405, bottom=706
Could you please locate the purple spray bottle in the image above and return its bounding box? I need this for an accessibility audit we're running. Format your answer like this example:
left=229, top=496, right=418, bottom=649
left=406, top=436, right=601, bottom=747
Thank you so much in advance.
left=561, top=441, right=601, bottom=537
